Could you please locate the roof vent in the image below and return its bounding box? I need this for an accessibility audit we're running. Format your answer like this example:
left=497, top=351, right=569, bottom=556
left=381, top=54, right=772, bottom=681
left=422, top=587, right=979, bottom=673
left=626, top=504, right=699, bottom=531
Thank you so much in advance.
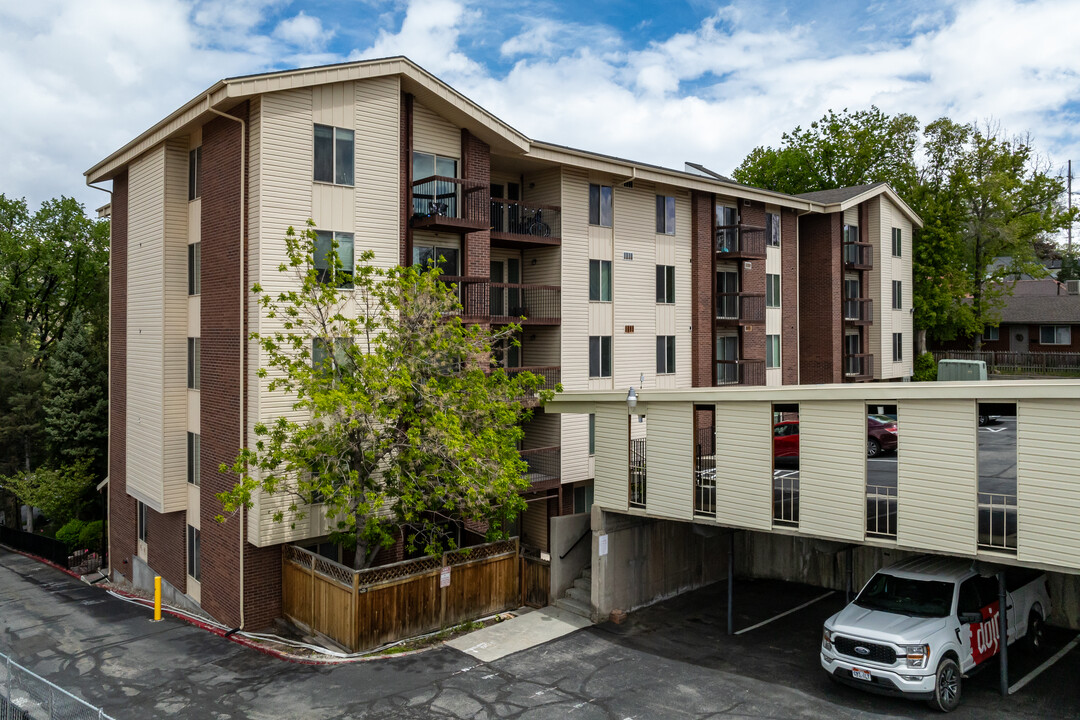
left=1068, top=279, right=1080, bottom=295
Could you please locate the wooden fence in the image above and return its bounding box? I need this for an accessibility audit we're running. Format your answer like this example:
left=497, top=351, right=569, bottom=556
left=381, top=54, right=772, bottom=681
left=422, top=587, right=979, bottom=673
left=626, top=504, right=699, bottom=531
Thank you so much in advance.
left=283, top=538, right=521, bottom=652
left=520, top=554, right=550, bottom=608
left=935, top=350, right=1080, bottom=374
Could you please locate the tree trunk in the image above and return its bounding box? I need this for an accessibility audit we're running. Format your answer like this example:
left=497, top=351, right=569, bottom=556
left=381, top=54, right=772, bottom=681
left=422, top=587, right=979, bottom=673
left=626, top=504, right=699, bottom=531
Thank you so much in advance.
left=916, top=329, right=927, bottom=356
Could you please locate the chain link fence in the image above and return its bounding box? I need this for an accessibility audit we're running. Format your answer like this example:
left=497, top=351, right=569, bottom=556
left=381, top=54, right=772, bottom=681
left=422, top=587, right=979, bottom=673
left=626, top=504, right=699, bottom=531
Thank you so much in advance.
left=1, top=652, right=115, bottom=720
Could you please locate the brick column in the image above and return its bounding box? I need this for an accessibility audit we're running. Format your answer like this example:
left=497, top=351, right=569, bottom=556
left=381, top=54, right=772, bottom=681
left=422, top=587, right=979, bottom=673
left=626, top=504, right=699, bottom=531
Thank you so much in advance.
left=740, top=202, right=767, bottom=364
left=691, top=191, right=714, bottom=389
left=461, top=129, right=490, bottom=279
left=781, top=208, right=800, bottom=385
left=798, top=212, right=843, bottom=384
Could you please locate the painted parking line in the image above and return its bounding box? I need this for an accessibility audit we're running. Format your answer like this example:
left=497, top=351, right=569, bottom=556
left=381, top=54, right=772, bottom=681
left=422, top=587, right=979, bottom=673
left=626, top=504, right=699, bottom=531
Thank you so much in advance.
left=734, top=591, right=835, bottom=636
left=1008, top=635, right=1080, bottom=695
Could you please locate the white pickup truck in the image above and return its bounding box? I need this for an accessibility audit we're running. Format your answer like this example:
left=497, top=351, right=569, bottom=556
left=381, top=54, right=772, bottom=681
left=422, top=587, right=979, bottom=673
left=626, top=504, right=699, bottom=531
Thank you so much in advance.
left=820, top=555, right=1051, bottom=712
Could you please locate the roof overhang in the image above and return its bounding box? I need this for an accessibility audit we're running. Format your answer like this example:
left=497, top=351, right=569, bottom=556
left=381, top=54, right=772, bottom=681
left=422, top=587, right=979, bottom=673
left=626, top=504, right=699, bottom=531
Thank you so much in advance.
left=822, top=184, right=923, bottom=229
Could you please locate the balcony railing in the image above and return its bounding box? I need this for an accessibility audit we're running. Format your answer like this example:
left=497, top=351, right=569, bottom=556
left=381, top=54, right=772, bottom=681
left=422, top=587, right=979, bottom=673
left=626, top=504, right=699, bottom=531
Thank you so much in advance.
left=978, top=492, right=1017, bottom=552
left=490, top=199, right=561, bottom=247
left=773, top=472, right=799, bottom=526
left=489, top=283, right=561, bottom=325
left=629, top=438, right=647, bottom=508
left=715, top=359, right=766, bottom=386
left=521, top=446, right=560, bottom=491
left=843, top=241, right=873, bottom=270
left=411, top=176, right=488, bottom=232
left=844, top=352, right=874, bottom=380
left=503, top=365, right=560, bottom=392
left=694, top=427, right=716, bottom=517
left=715, top=225, right=766, bottom=258
left=716, top=293, right=766, bottom=325
left=843, top=297, right=873, bottom=325
left=439, top=275, right=490, bottom=321
left=866, top=484, right=897, bottom=537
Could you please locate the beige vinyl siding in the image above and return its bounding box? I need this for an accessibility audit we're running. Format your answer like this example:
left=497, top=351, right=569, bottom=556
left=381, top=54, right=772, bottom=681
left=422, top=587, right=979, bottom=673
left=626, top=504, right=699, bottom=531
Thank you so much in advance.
left=612, top=182, right=657, bottom=390
left=524, top=410, right=560, bottom=449
left=644, top=402, right=693, bottom=520
left=561, top=167, right=591, bottom=482
left=798, top=401, right=866, bottom=541
left=187, top=199, right=201, bottom=244
left=521, top=500, right=549, bottom=550
left=187, top=482, right=200, bottom=530
left=896, top=399, right=977, bottom=554
left=588, top=225, right=613, bottom=260
left=714, top=402, right=773, bottom=530
left=187, top=390, right=199, bottom=434
left=525, top=326, right=560, bottom=367
left=246, top=98, right=261, bottom=455
left=312, top=81, right=354, bottom=128
left=1017, top=400, right=1080, bottom=567
left=843, top=206, right=858, bottom=228
left=311, top=184, right=354, bottom=233
left=592, top=404, right=628, bottom=511
left=522, top=166, right=562, bottom=286
left=355, top=76, right=401, bottom=269
left=413, top=101, right=460, bottom=159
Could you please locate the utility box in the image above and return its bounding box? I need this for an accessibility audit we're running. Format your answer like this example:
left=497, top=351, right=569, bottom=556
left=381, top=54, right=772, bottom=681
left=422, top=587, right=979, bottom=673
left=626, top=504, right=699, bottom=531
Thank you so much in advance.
left=937, top=359, right=987, bottom=381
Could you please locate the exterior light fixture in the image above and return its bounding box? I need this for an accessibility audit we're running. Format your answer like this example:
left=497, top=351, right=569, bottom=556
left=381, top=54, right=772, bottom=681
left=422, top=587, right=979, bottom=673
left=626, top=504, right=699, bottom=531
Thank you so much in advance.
left=627, top=386, right=638, bottom=410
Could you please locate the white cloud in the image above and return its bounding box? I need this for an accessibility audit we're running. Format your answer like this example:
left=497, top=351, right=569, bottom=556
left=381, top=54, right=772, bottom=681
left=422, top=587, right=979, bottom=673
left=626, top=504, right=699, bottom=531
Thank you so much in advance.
left=273, top=11, right=331, bottom=51
left=350, top=0, right=483, bottom=79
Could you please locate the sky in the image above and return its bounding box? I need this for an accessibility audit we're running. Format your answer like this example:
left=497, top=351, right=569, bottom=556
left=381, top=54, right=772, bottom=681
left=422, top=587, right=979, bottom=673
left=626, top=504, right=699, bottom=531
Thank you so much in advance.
left=3, top=0, right=1080, bottom=214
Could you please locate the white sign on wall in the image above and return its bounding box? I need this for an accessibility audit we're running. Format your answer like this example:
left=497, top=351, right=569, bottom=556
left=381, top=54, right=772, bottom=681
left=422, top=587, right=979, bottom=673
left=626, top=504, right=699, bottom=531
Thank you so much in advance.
left=598, top=534, right=608, bottom=557
left=440, top=567, right=451, bottom=588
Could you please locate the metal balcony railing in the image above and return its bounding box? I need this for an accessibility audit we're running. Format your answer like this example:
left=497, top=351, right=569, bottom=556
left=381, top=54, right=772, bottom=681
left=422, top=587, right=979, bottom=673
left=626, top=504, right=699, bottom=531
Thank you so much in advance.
left=629, top=438, right=647, bottom=508
left=773, top=472, right=799, bottom=526
left=438, top=276, right=489, bottom=321
left=503, top=365, right=560, bottom=392
left=489, top=283, right=561, bottom=325
left=716, top=293, right=766, bottom=325
left=520, top=446, right=561, bottom=489
left=866, top=484, right=897, bottom=537
left=715, top=225, right=766, bottom=258
left=844, top=353, right=874, bottom=379
left=843, top=241, right=873, bottom=270
left=843, top=297, right=873, bottom=325
left=978, top=492, right=1017, bottom=552
left=490, top=199, right=561, bottom=244
left=411, top=176, right=488, bottom=231
left=715, top=359, right=766, bottom=386
left=694, top=427, right=716, bottom=517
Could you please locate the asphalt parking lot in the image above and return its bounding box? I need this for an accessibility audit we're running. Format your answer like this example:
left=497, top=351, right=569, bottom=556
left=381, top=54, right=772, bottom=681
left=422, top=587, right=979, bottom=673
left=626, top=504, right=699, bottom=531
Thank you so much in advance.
left=2, top=548, right=1078, bottom=718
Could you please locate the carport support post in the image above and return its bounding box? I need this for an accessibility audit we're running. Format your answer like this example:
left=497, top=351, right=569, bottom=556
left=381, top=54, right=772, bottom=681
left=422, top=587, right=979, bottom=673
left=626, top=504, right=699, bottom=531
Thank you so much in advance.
left=727, top=533, right=734, bottom=636
left=846, top=548, right=853, bottom=603
left=999, top=571, right=1009, bottom=696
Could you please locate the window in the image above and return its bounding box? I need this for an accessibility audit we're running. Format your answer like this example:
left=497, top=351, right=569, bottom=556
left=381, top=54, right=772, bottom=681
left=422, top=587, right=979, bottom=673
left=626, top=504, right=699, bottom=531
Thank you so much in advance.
left=188, top=147, right=200, bottom=201
left=313, top=124, right=354, bottom=185
left=716, top=205, right=738, bottom=252
left=589, top=260, right=612, bottom=301
left=187, top=432, right=200, bottom=486
left=892, top=227, right=902, bottom=257
left=412, top=152, right=458, bottom=216
left=655, top=195, right=675, bottom=234
left=656, top=336, right=676, bottom=374
left=187, top=525, right=201, bottom=581
left=984, top=326, right=999, bottom=342
left=188, top=243, right=201, bottom=295
left=413, top=245, right=459, bottom=276
left=573, top=484, right=594, bottom=514
left=137, top=502, right=147, bottom=543
left=314, top=231, right=354, bottom=288
left=187, top=338, right=200, bottom=390
left=655, top=265, right=675, bottom=304
left=589, top=336, right=612, bottom=378
left=765, top=212, right=780, bottom=247
left=588, top=414, right=595, bottom=455
left=766, top=274, right=781, bottom=308
left=1040, top=325, right=1072, bottom=345
left=766, top=334, right=780, bottom=368
left=312, top=337, right=353, bottom=371
left=893, top=333, right=903, bottom=362
left=892, top=280, right=902, bottom=309
left=843, top=224, right=860, bottom=264
left=589, top=184, right=613, bottom=227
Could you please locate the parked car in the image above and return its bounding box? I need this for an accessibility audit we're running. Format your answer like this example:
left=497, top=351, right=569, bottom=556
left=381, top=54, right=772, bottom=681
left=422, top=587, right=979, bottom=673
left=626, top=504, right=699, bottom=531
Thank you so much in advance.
left=821, top=555, right=1051, bottom=712
left=771, top=417, right=898, bottom=460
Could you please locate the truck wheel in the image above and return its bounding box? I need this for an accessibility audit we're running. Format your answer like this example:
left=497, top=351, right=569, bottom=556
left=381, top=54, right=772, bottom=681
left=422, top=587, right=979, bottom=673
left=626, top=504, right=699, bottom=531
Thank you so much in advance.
left=1025, top=611, right=1045, bottom=654
left=928, top=657, right=962, bottom=713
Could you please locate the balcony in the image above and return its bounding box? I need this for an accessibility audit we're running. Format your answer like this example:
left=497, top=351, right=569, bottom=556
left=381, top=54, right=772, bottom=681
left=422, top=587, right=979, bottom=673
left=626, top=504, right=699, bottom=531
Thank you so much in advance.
left=411, top=176, right=488, bottom=233
left=489, top=283, right=561, bottom=325
left=715, top=225, right=766, bottom=259
left=521, top=446, right=560, bottom=492
left=715, top=293, right=765, bottom=326
left=490, top=199, right=561, bottom=248
left=501, top=365, right=561, bottom=406
left=843, top=297, right=873, bottom=326
left=843, top=241, right=873, bottom=270
left=715, top=359, right=766, bottom=387
left=629, top=438, right=646, bottom=508
left=439, top=276, right=490, bottom=323
left=844, top=353, right=874, bottom=380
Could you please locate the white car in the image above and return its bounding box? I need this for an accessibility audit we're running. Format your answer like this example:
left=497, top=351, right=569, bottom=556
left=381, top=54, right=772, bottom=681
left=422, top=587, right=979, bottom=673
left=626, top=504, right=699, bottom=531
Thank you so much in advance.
left=820, top=555, right=1050, bottom=712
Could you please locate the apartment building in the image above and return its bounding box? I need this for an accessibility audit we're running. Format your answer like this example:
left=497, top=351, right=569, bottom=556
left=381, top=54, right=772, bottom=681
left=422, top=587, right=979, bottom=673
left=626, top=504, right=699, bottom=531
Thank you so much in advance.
left=85, top=57, right=918, bottom=629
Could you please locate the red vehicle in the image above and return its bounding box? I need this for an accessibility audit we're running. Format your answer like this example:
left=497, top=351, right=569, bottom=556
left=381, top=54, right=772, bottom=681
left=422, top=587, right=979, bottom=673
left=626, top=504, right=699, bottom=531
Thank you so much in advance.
left=772, top=416, right=898, bottom=459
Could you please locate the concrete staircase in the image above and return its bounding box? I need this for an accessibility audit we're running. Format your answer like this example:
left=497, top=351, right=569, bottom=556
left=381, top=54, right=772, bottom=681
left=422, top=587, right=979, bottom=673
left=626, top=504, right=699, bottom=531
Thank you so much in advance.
left=553, top=566, right=592, bottom=619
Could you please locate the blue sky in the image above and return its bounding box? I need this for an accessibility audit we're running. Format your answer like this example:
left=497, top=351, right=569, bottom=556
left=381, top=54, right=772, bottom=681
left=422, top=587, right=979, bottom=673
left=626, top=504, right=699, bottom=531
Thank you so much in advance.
left=2, top=0, right=1079, bottom=214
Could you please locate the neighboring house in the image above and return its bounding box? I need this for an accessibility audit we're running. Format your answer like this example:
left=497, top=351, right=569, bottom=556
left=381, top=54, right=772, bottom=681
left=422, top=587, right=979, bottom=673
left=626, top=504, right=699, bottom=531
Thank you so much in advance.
left=84, top=56, right=919, bottom=630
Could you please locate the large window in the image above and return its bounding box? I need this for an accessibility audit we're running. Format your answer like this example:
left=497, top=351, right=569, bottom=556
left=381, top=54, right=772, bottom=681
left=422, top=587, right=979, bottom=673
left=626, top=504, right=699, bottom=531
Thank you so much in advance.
left=843, top=224, right=860, bottom=264
left=766, top=334, right=780, bottom=368
left=893, top=333, right=903, bottom=362
left=187, top=525, right=201, bottom=581
left=412, top=152, right=458, bottom=216
left=716, top=205, right=738, bottom=251
left=766, top=274, right=781, bottom=308
left=313, top=124, right=354, bottom=185
left=188, top=147, right=201, bottom=201
left=766, top=212, right=780, bottom=247
left=137, top=502, right=147, bottom=543
left=589, top=184, right=613, bottom=227
left=188, top=243, right=201, bottom=295
left=187, top=338, right=200, bottom=390
left=892, top=280, right=902, bottom=309
left=589, top=260, right=612, bottom=301
left=1040, top=325, right=1072, bottom=345
left=984, top=325, right=1000, bottom=342
left=892, top=227, right=902, bottom=257
left=312, top=337, right=353, bottom=371
left=413, top=244, right=459, bottom=276
left=589, top=335, right=612, bottom=378
left=314, top=230, right=354, bottom=288
left=655, top=265, right=675, bottom=304
left=655, top=195, right=675, bottom=234
left=187, top=432, right=200, bottom=486
left=656, top=336, right=676, bottom=374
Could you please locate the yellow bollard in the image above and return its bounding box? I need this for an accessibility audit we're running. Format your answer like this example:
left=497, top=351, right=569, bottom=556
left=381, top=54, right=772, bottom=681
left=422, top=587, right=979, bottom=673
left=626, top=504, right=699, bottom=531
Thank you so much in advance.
left=153, top=576, right=162, bottom=622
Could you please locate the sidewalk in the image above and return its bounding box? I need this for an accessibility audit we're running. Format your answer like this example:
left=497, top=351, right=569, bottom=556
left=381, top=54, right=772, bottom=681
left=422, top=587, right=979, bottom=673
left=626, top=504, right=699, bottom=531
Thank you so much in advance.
left=445, top=605, right=593, bottom=662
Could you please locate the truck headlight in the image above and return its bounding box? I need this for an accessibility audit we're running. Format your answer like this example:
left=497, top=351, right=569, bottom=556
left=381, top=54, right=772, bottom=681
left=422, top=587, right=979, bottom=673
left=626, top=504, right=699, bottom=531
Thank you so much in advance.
left=901, top=644, right=930, bottom=668
left=822, top=627, right=834, bottom=651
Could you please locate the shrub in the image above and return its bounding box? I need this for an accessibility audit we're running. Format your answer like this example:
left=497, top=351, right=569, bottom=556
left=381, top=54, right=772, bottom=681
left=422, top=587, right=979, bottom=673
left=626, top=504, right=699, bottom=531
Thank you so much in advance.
left=56, top=519, right=86, bottom=549
left=78, top=520, right=104, bottom=554
left=913, top=352, right=937, bottom=382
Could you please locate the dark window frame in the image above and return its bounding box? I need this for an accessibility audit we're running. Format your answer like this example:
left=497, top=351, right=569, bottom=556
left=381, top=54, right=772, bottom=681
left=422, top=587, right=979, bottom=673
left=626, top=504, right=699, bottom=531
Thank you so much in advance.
left=588, top=335, right=613, bottom=378
left=766, top=273, right=781, bottom=308
left=892, top=227, right=902, bottom=257
left=655, top=265, right=675, bottom=304
left=655, top=195, right=676, bottom=234
left=187, top=525, right=201, bottom=581
left=187, top=337, right=200, bottom=390
left=765, top=211, right=781, bottom=247
left=188, top=243, right=201, bottom=295
left=892, top=280, right=902, bottom=309
left=766, top=334, right=780, bottom=368
left=187, top=432, right=200, bottom=486
left=893, top=332, right=903, bottom=362
left=656, top=335, right=676, bottom=374
left=137, top=502, right=147, bottom=542
left=313, top=123, right=355, bottom=186
left=589, top=259, right=612, bottom=302
left=188, top=147, right=201, bottom=201
left=589, top=184, right=613, bottom=227
left=313, top=230, right=355, bottom=288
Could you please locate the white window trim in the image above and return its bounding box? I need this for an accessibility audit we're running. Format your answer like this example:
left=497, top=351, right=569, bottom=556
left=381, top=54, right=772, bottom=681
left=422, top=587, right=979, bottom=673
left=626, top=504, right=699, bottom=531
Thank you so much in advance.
left=1039, top=325, right=1072, bottom=345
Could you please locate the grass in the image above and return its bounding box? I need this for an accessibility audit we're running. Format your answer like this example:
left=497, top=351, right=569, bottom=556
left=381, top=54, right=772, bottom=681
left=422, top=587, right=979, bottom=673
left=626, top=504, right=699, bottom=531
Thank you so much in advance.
left=375, top=618, right=493, bottom=655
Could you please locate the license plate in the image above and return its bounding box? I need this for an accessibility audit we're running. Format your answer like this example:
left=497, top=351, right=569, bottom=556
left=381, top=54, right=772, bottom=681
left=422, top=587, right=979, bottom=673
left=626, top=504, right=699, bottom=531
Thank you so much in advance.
left=852, top=668, right=872, bottom=682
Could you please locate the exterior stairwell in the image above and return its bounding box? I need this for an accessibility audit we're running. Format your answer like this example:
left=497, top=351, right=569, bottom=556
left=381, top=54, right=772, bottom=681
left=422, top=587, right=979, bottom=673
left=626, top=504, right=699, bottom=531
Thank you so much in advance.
left=553, top=566, right=591, bottom=619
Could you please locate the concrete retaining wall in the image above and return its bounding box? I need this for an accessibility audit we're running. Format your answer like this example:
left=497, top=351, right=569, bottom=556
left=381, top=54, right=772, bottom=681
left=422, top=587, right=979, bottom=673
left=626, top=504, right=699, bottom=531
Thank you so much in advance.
left=550, top=512, right=591, bottom=600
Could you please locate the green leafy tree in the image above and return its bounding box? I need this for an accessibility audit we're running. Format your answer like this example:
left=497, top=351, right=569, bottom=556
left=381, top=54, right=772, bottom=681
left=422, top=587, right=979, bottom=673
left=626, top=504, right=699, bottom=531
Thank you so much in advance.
left=1, top=460, right=95, bottom=529
left=219, top=224, right=552, bottom=568
left=0, top=344, right=46, bottom=476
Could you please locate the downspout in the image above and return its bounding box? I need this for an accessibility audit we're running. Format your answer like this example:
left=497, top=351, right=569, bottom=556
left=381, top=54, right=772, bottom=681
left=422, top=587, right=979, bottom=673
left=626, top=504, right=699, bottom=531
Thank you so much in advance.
left=87, top=180, right=113, bottom=577
left=206, top=95, right=247, bottom=630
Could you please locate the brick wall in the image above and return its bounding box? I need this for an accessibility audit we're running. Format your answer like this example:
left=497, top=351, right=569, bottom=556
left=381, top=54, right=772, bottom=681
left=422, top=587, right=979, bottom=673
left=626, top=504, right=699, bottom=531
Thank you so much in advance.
left=109, top=171, right=138, bottom=581
left=147, top=507, right=186, bottom=592
left=798, top=212, right=843, bottom=384
left=199, top=102, right=280, bottom=630
left=741, top=201, right=766, bottom=363
left=461, top=129, right=490, bottom=281
left=1027, top=323, right=1080, bottom=352
left=691, top=191, right=714, bottom=390
left=781, top=208, right=799, bottom=384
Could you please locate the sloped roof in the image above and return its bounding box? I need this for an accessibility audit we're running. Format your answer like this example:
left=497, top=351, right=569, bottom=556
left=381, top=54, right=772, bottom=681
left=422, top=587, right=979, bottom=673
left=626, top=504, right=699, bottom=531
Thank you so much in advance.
left=1000, top=294, right=1080, bottom=324
left=795, top=182, right=886, bottom=204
